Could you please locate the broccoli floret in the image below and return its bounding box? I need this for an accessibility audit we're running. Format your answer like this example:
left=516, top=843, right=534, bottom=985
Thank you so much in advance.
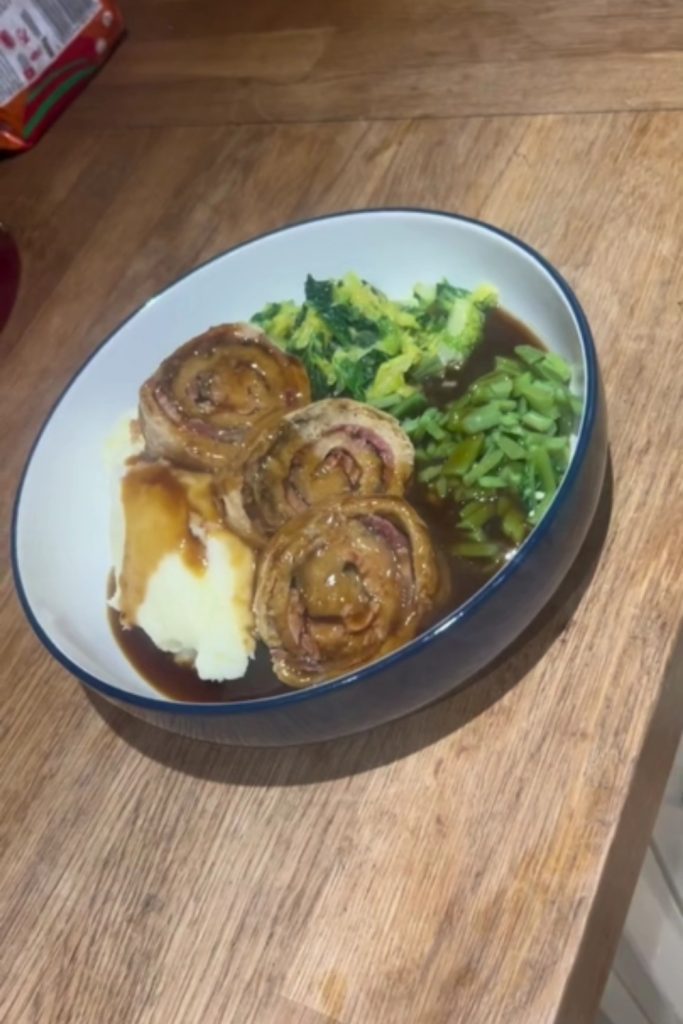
left=443, top=283, right=499, bottom=363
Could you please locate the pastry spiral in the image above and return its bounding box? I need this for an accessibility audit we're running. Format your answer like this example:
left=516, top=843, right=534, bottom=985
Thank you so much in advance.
left=253, top=495, right=445, bottom=687
left=139, top=323, right=310, bottom=472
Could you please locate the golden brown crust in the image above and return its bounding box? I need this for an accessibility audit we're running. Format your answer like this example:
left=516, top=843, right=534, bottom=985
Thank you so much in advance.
left=253, top=495, right=446, bottom=687
left=138, top=323, right=310, bottom=472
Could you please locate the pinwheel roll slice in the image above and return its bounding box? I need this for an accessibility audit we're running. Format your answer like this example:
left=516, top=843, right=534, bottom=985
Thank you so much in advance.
left=139, top=323, right=310, bottom=472
left=221, top=398, right=415, bottom=546
left=254, top=495, right=446, bottom=687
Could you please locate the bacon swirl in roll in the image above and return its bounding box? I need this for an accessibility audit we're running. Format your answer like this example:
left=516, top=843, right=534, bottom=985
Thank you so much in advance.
left=253, top=495, right=446, bottom=687
left=139, top=324, right=310, bottom=472
left=220, top=398, right=414, bottom=546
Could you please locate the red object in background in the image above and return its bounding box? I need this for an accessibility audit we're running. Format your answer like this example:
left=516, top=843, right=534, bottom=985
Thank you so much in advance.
left=0, top=1, right=124, bottom=152
left=0, top=227, right=20, bottom=332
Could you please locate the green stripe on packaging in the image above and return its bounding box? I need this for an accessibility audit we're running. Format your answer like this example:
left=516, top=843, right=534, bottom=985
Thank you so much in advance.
left=22, top=67, right=96, bottom=140
left=27, top=59, right=88, bottom=103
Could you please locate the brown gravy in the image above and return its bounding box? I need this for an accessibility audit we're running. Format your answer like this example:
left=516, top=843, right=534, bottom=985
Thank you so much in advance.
left=109, top=308, right=544, bottom=702
left=108, top=590, right=282, bottom=703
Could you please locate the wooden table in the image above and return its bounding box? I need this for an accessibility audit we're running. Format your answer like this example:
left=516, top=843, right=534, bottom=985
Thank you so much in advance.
left=1, top=3, right=682, bottom=1022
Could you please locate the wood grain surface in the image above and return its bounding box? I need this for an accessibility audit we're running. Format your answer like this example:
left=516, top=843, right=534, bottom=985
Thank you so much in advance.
left=69, top=0, right=683, bottom=125
left=1, top=3, right=682, bottom=1023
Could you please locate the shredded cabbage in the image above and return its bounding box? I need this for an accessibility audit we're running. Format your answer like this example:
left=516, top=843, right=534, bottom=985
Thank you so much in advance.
left=252, top=272, right=498, bottom=404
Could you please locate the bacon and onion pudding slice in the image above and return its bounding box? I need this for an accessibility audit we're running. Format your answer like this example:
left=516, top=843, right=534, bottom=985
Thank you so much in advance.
left=139, top=323, right=310, bottom=472
left=220, top=398, right=414, bottom=547
left=253, top=495, right=446, bottom=687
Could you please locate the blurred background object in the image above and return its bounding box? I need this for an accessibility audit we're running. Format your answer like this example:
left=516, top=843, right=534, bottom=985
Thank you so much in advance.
left=0, top=224, right=19, bottom=331
left=0, top=0, right=124, bottom=152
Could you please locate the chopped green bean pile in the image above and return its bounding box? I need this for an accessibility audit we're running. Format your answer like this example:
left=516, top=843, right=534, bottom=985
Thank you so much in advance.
left=404, top=345, right=581, bottom=562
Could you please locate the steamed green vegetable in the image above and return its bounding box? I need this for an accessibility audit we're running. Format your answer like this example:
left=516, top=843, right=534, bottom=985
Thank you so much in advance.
left=407, top=347, right=581, bottom=561
left=252, top=273, right=580, bottom=567
left=252, top=273, right=498, bottom=408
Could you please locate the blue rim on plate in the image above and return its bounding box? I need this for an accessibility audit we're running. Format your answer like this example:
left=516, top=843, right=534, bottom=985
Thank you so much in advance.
left=11, top=208, right=598, bottom=716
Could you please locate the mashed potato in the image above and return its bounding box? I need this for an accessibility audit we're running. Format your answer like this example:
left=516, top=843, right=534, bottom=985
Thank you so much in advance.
left=107, top=417, right=255, bottom=681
